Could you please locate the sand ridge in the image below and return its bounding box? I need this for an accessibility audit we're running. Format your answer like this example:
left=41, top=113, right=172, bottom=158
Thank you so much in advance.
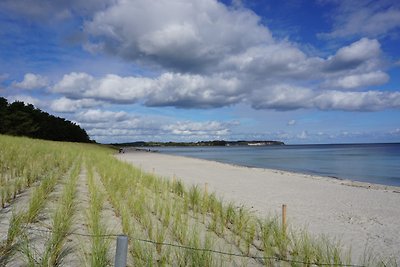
left=116, top=150, right=400, bottom=263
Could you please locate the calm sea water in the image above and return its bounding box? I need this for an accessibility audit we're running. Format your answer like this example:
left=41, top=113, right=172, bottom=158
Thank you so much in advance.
left=154, top=143, right=400, bottom=187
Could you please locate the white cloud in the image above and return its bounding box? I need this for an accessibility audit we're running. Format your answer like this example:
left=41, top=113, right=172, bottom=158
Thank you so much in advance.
left=53, top=72, right=94, bottom=96
left=53, top=72, right=153, bottom=103
left=327, top=71, right=389, bottom=89
left=12, top=73, right=48, bottom=90
left=221, top=42, right=313, bottom=78
left=85, top=0, right=272, bottom=73
left=52, top=72, right=242, bottom=108
left=76, top=109, right=129, bottom=123
left=83, top=0, right=387, bottom=80
left=313, top=90, right=400, bottom=111
left=162, top=121, right=230, bottom=136
left=145, top=73, right=242, bottom=108
left=287, top=120, right=296, bottom=126
left=50, top=97, right=102, bottom=113
left=252, top=85, right=400, bottom=111
left=323, top=38, right=381, bottom=72
left=251, top=85, right=314, bottom=110
left=51, top=69, right=400, bottom=112
left=319, top=0, right=400, bottom=39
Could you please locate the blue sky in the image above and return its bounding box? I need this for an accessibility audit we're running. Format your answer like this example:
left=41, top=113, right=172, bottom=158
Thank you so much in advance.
left=0, top=0, right=399, bottom=144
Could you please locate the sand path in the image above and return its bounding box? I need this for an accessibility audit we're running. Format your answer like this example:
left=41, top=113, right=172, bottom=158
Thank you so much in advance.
left=117, top=151, right=400, bottom=263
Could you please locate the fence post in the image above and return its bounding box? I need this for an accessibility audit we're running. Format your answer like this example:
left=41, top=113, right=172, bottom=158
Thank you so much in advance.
left=115, top=235, right=128, bottom=267
left=282, top=204, right=287, bottom=235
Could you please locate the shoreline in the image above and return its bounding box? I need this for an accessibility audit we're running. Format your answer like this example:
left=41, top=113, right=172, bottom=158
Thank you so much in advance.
left=117, top=150, right=400, bottom=263
left=122, top=147, right=400, bottom=192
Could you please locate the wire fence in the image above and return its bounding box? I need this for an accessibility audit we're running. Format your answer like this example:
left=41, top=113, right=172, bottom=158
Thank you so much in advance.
left=0, top=221, right=366, bottom=267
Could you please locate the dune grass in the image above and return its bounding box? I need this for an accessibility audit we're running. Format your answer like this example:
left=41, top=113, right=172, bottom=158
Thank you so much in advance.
left=85, top=163, right=110, bottom=267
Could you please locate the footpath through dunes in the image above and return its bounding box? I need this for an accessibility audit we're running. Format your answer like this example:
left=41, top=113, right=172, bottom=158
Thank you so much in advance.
left=116, top=150, right=400, bottom=264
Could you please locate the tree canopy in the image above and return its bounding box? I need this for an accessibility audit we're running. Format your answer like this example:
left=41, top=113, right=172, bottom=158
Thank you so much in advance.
left=0, top=97, right=91, bottom=143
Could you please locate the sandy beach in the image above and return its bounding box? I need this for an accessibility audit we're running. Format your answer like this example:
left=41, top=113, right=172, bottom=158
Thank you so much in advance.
left=117, top=150, right=400, bottom=263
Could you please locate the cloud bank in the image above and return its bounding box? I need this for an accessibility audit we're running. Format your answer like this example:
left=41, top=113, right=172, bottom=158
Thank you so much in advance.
left=3, top=0, right=400, bottom=143
left=7, top=0, right=398, bottom=113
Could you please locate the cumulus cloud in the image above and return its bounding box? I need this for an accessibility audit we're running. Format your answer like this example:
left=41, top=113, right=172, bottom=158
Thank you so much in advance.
left=251, top=85, right=314, bottom=110
left=323, top=38, right=381, bottom=72
left=51, top=68, right=400, bottom=112
left=50, top=97, right=102, bottom=113
left=319, top=0, right=400, bottom=39
left=76, top=109, right=129, bottom=123
left=313, top=90, right=400, bottom=111
left=84, top=0, right=272, bottom=73
left=83, top=1, right=386, bottom=80
left=53, top=72, right=152, bottom=103
left=145, top=73, right=242, bottom=108
left=327, top=71, right=389, bottom=89
left=52, top=72, right=242, bottom=108
left=162, top=121, right=230, bottom=136
left=40, top=0, right=398, bottom=113
left=252, top=85, right=400, bottom=111
left=12, top=73, right=48, bottom=90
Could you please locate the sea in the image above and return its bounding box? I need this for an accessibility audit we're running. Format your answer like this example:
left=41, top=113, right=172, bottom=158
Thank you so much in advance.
left=153, top=143, right=400, bottom=187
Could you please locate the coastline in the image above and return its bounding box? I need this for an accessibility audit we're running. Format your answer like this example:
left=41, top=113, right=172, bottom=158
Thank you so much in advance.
left=123, top=146, right=400, bottom=192
left=116, top=150, right=400, bottom=263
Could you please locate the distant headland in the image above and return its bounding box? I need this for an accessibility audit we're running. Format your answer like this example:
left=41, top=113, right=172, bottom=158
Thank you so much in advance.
left=112, top=140, right=285, bottom=147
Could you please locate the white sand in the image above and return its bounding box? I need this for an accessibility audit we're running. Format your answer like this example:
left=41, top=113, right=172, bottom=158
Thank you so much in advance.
left=116, top=150, right=400, bottom=263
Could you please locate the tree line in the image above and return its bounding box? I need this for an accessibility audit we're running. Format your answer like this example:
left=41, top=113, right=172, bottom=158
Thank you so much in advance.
left=0, top=97, right=91, bottom=143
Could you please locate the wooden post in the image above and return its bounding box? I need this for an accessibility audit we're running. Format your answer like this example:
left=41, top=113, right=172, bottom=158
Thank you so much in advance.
left=172, top=174, right=176, bottom=183
left=204, top=182, right=208, bottom=196
left=152, top=168, right=155, bottom=175
left=114, top=235, right=128, bottom=267
left=282, top=204, right=287, bottom=234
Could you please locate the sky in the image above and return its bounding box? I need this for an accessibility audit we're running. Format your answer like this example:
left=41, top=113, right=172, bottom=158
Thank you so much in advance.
left=0, top=0, right=399, bottom=144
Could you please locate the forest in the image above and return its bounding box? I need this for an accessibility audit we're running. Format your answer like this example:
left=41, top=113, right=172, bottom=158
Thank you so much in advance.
left=0, top=97, right=91, bottom=143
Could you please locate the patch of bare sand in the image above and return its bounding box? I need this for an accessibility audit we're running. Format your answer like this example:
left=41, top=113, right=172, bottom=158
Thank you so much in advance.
left=116, top=151, right=400, bottom=263
left=92, top=170, right=128, bottom=266
left=62, top=167, right=91, bottom=266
